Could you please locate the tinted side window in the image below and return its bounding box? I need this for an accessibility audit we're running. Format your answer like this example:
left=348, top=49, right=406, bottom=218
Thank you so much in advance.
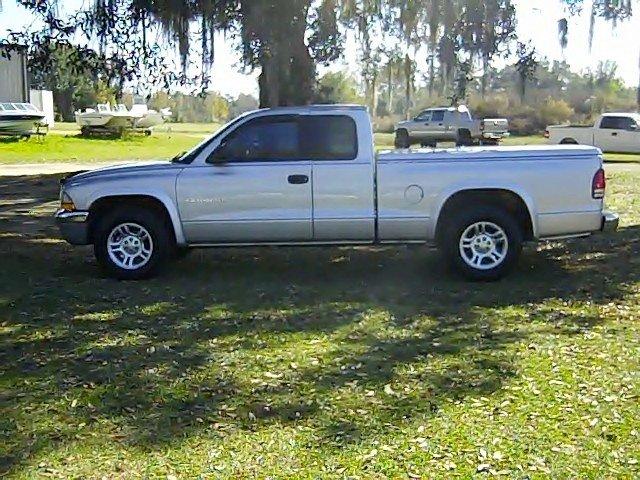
left=415, top=110, right=431, bottom=121
left=431, top=110, right=445, bottom=122
left=600, top=116, right=632, bottom=130
left=300, top=115, right=358, bottom=160
left=222, top=116, right=299, bottom=161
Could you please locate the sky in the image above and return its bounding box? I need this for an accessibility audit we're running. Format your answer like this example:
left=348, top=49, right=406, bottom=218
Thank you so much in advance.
left=1, top=0, right=639, bottom=97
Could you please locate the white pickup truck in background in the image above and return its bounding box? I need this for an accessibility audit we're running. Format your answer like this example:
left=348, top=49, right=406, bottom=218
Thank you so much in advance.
left=55, top=105, right=618, bottom=281
left=546, top=112, right=640, bottom=153
left=395, top=105, right=509, bottom=148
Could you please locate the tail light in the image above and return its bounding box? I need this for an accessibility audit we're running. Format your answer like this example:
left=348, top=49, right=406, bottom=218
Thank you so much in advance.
left=543, top=129, right=550, bottom=138
left=480, top=120, right=485, bottom=131
left=592, top=168, right=606, bottom=199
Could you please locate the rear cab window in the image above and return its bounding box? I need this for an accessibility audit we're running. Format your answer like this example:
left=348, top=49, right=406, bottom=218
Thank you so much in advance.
left=600, top=116, right=635, bottom=130
left=300, top=115, right=358, bottom=160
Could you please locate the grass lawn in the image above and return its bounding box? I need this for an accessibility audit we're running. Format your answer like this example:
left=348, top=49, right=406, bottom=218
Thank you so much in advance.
left=0, top=160, right=639, bottom=476
left=0, top=123, right=219, bottom=164
left=2, top=123, right=639, bottom=164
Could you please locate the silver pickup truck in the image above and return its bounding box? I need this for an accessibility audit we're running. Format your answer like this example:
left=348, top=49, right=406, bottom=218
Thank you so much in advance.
left=55, top=105, right=618, bottom=281
left=395, top=105, right=509, bottom=148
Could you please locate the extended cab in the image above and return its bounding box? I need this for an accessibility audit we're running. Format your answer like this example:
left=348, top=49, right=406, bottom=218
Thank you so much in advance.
left=394, top=105, right=509, bottom=148
left=546, top=113, right=640, bottom=153
left=55, top=105, right=617, bottom=281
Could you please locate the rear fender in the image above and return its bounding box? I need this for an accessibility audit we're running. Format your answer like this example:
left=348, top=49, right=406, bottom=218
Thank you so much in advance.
left=431, top=182, right=538, bottom=239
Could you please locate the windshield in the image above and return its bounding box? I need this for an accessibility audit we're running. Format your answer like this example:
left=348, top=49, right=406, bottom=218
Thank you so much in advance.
left=172, top=112, right=255, bottom=164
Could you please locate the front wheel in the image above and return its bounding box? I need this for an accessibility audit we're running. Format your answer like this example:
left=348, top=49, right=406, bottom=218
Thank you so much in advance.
left=440, top=206, right=522, bottom=281
left=93, top=206, right=172, bottom=280
left=395, top=129, right=410, bottom=148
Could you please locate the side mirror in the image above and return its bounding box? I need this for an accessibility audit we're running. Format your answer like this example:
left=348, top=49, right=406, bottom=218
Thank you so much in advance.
left=629, top=124, right=639, bottom=131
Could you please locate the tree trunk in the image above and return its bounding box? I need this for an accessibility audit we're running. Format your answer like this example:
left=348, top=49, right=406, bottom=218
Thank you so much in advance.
left=404, top=53, right=412, bottom=120
left=637, top=49, right=640, bottom=110
left=481, top=55, right=490, bottom=98
left=387, top=63, right=393, bottom=114
left=428, top=53, right=435, bottom=97
left=368, top=71, right=378, bottom=117
left=258, top=55, right=280, bottom=108
left=53, top=87, right=74, bottom=122
left=287, top=7, right=315, bottom=106
left=256, top=0, right=315, bottom=108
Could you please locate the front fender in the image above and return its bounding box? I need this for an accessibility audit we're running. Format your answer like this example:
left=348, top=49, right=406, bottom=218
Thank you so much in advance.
left=87, top=187, right=186, bottom=245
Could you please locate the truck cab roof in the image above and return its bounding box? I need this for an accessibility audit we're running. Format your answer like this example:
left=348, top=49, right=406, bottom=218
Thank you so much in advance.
left=259, top=104, right=368, bottom=115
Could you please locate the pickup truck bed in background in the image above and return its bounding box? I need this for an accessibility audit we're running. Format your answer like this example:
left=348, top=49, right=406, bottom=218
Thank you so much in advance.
left=55, top=105, right=618, bottom=281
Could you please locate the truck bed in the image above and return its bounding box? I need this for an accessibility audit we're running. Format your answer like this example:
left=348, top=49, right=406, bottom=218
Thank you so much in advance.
left=376, top=145, right=603, bottom=241
left=378, top=144, right=600, bottom=162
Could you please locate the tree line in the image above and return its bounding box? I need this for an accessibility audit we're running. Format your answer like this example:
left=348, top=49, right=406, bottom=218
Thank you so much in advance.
left=2, top=0, right=638, bottom=116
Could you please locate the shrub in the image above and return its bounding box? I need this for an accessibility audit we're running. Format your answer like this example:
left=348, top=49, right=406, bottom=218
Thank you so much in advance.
left=374, top=115, right=403, bottom=133
left=536, top=97, right=574, bottom=127
left=470, top=95, right=510, bottom=119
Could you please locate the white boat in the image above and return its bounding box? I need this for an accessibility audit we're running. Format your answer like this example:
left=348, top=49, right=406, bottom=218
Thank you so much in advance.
left=75, top=104, right=141, bottom=134
left=131, top=104, right=172, bottom=130
left=0, top=102, right=47, bottom=136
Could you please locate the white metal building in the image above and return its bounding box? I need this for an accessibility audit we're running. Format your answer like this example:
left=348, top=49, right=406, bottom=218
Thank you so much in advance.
left=0, top=46, right=29, bottom=103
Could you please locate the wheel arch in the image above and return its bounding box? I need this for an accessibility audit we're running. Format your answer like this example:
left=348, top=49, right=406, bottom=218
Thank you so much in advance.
left=87, top=193, right=185, bottom=245
left=434, top=188, right=536, bottom=243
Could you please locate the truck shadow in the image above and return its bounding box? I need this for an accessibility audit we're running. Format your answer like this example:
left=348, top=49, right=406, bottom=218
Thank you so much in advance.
left=1, top=173, right=639, bottom=474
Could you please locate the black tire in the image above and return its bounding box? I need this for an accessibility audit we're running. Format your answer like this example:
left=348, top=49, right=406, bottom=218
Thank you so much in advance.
left=395, top=129, right=410, bottom=148
left=456, top=129, right=473, bottom=147
left=93, top=206, right=172, bottom=280
left=439, top=205, right=522, bottom=281
left=560, top=138, right=578, bottom=145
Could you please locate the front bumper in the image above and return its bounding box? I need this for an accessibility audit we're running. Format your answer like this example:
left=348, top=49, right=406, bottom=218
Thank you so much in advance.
left=55, top=209, right=90, bottom=245
left=601, top=210, right=619, bottom=233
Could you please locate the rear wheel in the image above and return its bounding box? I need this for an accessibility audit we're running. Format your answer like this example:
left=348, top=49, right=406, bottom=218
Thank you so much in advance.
left=440, top=206, right=522, bottom=281
left=93, top=206, right=172, bottom=280
left=456, top=129, right=473, bottom=147
left=395, top=129, right=410, bottom=148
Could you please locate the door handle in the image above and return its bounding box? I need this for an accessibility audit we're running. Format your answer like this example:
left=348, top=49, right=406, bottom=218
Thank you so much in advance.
left=612, top=132, right=618, bottom=136
left=288, top=174, right=309, bottom=184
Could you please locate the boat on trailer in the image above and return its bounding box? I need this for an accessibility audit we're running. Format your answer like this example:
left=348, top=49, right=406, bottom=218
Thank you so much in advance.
left=0, top=102, right=47, bottom=137
left=75, top=104, right=141, bottom=135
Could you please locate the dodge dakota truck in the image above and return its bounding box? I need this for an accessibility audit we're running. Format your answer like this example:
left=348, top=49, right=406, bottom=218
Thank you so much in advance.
left=55, top=105, right=618, bottom=281
left=394, top=105, right=509, bottom=148
left=546, top=113, right=640, bottom=153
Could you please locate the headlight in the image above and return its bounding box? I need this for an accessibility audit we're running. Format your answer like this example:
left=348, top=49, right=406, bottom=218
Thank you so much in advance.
left=60, top=191, right=76, bottom=211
